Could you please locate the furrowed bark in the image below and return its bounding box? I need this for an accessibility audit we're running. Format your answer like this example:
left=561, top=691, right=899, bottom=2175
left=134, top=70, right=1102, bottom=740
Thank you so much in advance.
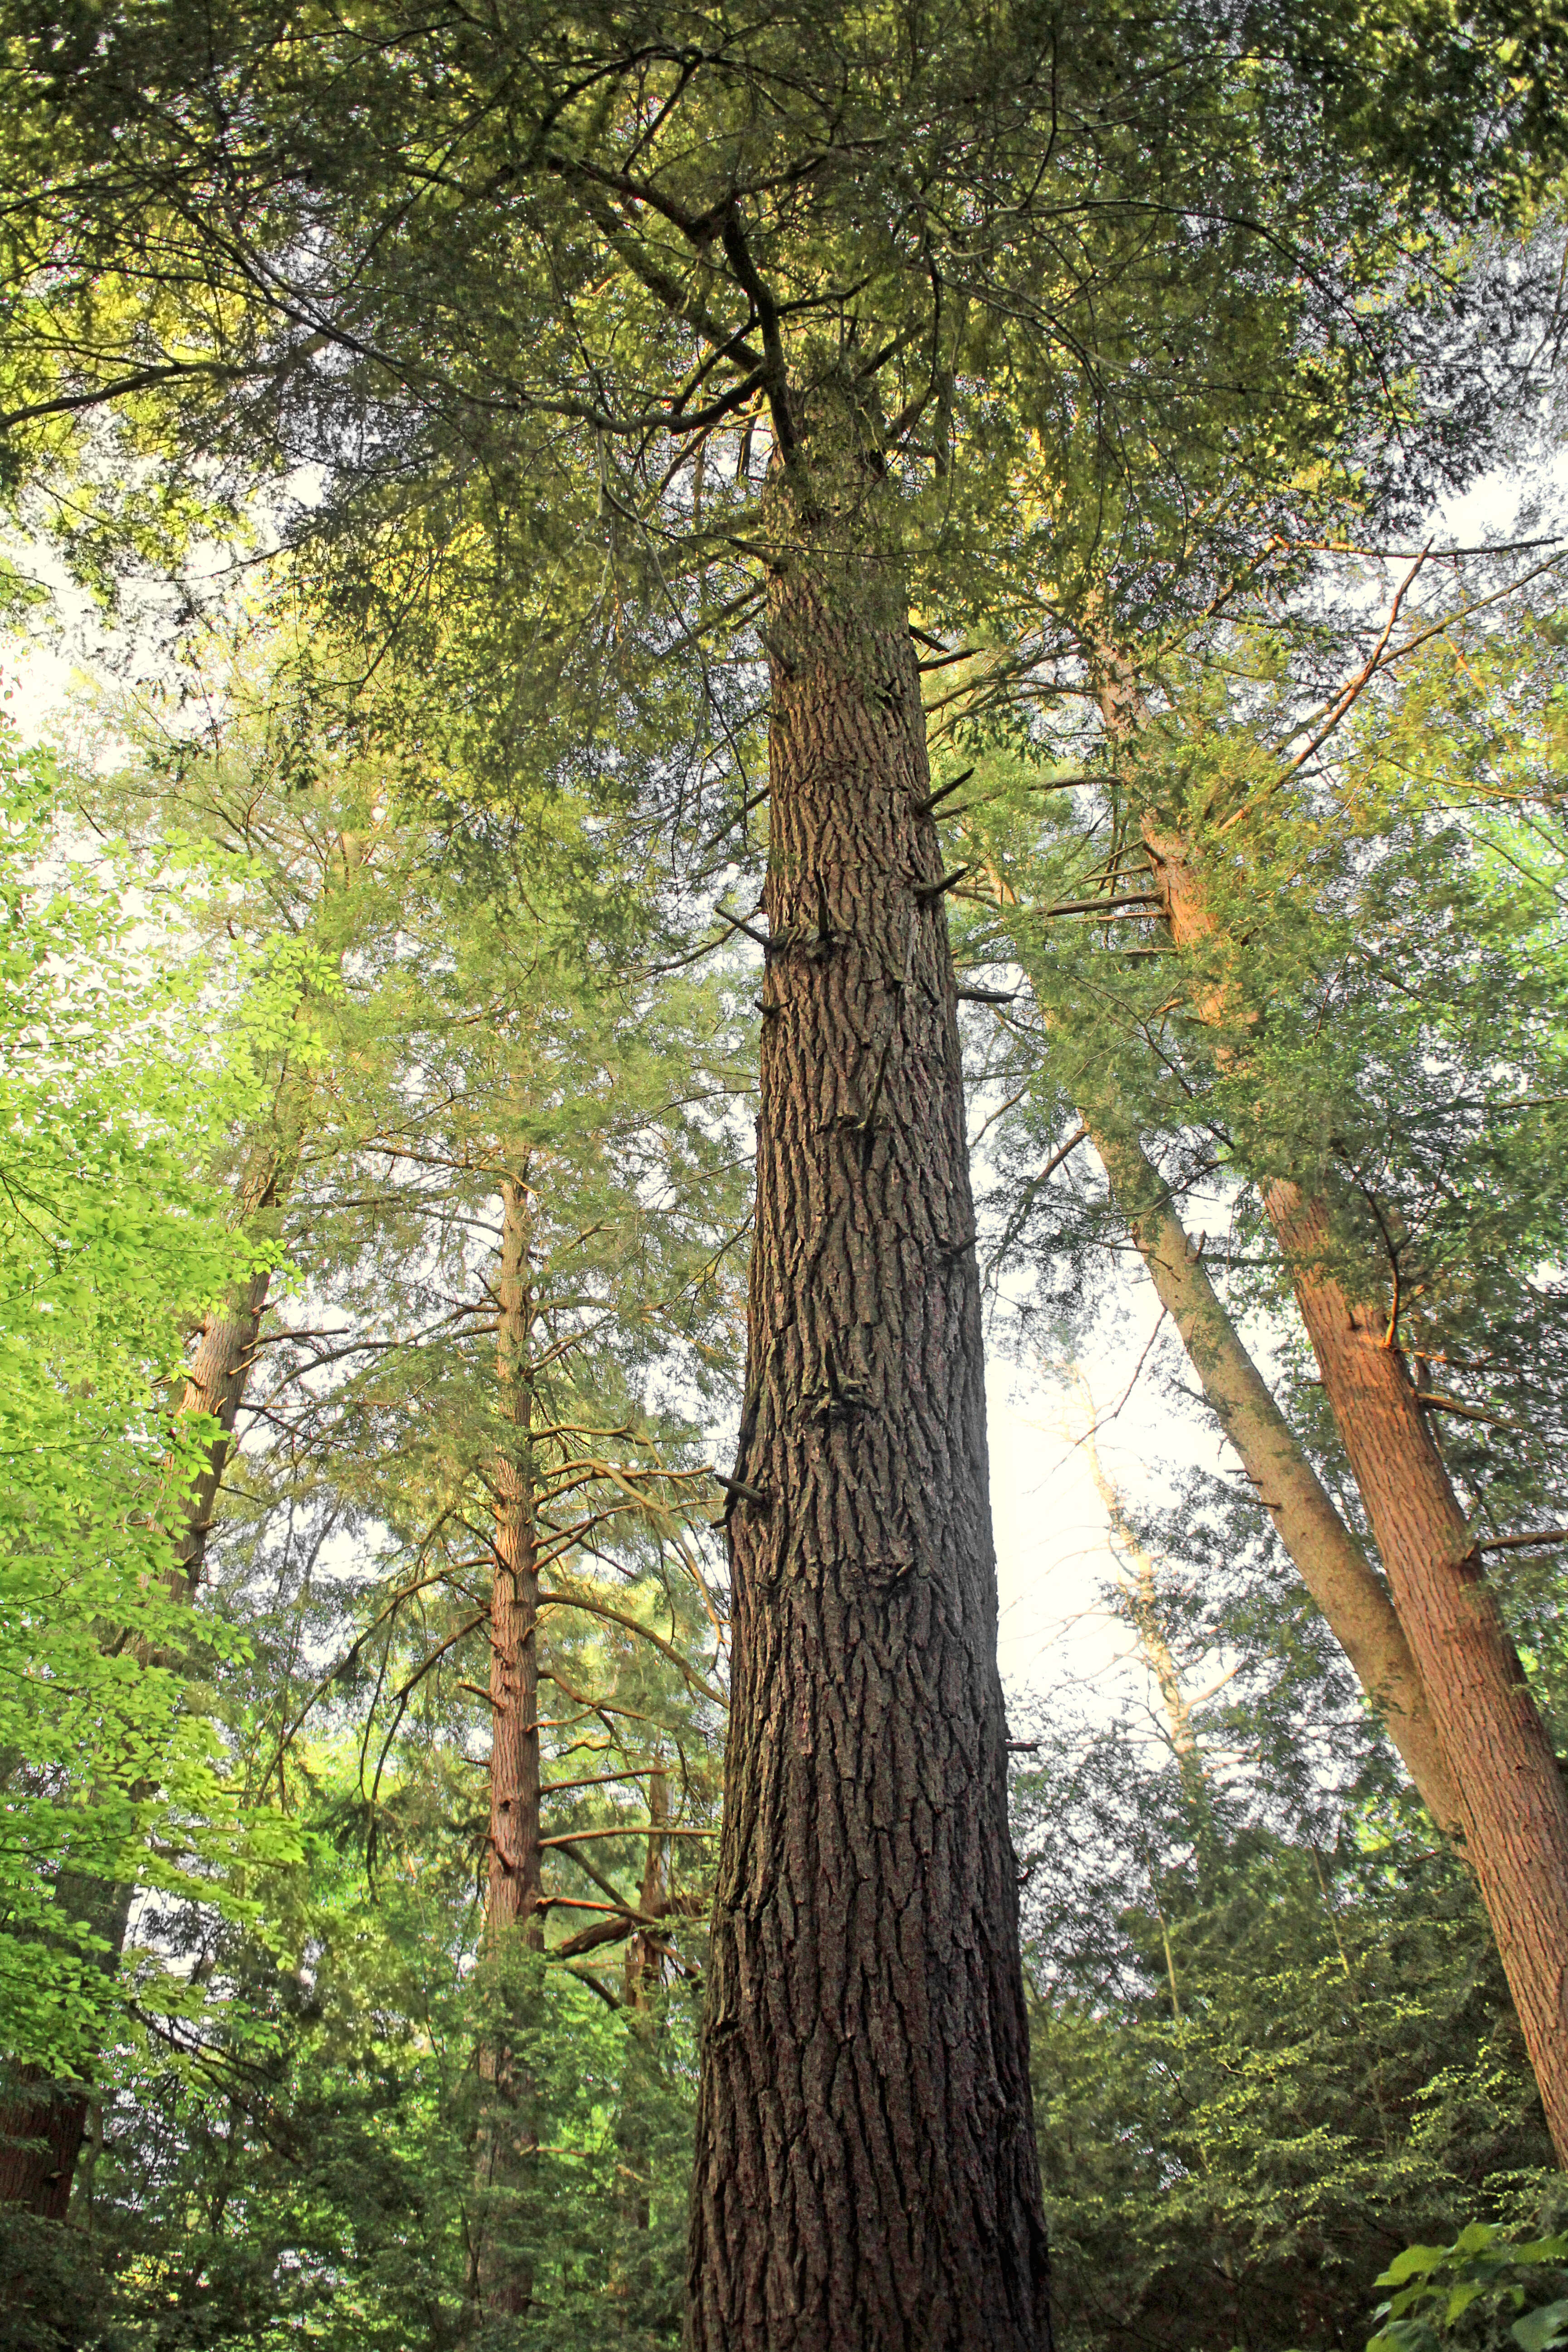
left=0, top=2069, right=95, bottom=2219
left=1088, top=1114, right=1464, bottom=1837
left=474, top=1168, right=544, bottom=2320
left=1146, top=823, right=1568, bottom=2164
left=687, top=416, right=1049, bottom=2352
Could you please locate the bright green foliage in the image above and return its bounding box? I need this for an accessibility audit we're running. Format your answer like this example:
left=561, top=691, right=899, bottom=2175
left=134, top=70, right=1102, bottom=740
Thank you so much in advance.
left=1368, top=2223, right=1568, bottom=2352
left=0, top=635, right=740, bottom=2340
left=100, top=636, right=747, bottom=1956
left=0, top=710, right=300, bottom=2088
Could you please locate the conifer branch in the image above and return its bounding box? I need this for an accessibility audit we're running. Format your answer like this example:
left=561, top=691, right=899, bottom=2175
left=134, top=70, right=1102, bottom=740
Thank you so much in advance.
left=1040, top=893, right=1161, bottom=918
left=914, top=867, right=970, bottom=902
left=915, top=767, right=975, bottom=817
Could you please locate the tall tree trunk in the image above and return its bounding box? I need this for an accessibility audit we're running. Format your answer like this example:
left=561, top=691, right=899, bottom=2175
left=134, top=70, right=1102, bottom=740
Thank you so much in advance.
left=0, top=1150, right=289, bottom=2219
left=687, top=418, right=1049, bottom=2352
left=1263, top=1173, right=1568, bottom=2162
left=1145, top=821, right=1568, bottom=2164
left=474, top=1167, right=544, bottom=2320
left=484, top=1174, right=544, bottom=1953
left=1086, top=1113, right=1464, bottom=1835
left=0, top=2074, right=92, bottom=2220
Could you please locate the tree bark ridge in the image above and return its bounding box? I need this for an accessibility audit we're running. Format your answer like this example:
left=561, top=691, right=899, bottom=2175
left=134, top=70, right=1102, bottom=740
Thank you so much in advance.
left=687, top=439, right=1049, bottom=2350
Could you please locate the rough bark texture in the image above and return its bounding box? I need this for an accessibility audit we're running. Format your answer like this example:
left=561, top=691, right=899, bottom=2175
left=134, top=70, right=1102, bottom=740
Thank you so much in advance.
left=474, top=1170, right=544, bottom=2321
left=686, top=436, right=1049, bottom=2352
left=1146, top=821, right=1568, bottom=2164
left=1088, top=1114, right=1464, bottom=1836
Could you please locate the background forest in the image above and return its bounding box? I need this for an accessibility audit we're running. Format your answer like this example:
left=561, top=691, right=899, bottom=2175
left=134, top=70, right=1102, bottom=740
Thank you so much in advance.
left=3, top=1, right=1568, bottom=2347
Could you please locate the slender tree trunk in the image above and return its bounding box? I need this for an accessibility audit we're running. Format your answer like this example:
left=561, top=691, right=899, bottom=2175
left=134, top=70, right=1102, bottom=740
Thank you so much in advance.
left=625, top=1763, right=671, bottom=2021
left=484, top=1184, right=543, bottom=1949
left=171, top=1161, right=284, bottom=1596
left=1088, top=1444, right=1202, bottom=1787
left=0, top=1153, right=288, bottom=2219
left=1073, top=1393, right=1216, bottom=1835
left=687, top=417, right=1049, bottom=2352
left=474, top=1168, right=544, bottom=2320
left=616, top=1765, right=671, bottom=2291
left=1087, top=1114, right=1464, bottom=1835
left=1145, top=821, right=1568, bottom=2164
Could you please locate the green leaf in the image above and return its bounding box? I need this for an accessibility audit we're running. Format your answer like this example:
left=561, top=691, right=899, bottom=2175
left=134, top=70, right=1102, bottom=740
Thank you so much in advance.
left=1379, top=2248, right=1452, bottom=2288
left=1513, top=2304, right=1568, bottom=2352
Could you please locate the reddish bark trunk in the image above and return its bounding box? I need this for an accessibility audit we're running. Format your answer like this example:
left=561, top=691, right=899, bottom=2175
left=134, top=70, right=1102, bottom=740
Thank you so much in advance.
left=1071, top=642, right=1460, bottom=1829
left=1266, top=1177, right=1568, bottom=2162
left=474, top=1170, right=544, bottom=2318
left=687, top=434, right=1049, bottom=2351
left=1146, top=823, right=1568, bottom=2163
left=485, top=1170, right=544, bottom=1949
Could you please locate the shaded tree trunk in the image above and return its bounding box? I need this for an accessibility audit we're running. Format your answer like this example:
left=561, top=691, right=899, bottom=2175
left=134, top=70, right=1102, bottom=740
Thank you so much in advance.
left=1145, top=822, right=1568, bottom=2165
left=473, top=1166, right=544, bottom=2320
left=0, top=2072, right=93, bottom=2220
left=625, top=1762, right=671, bottom=2020
left=1082, top=1423, right=1206, bottom=1800
left=1087, top=1113, right=1464, bottom=1836
left=484, top=1171, right=544, bottom=1953
left=687, top=416, right=1049, bottom=2351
